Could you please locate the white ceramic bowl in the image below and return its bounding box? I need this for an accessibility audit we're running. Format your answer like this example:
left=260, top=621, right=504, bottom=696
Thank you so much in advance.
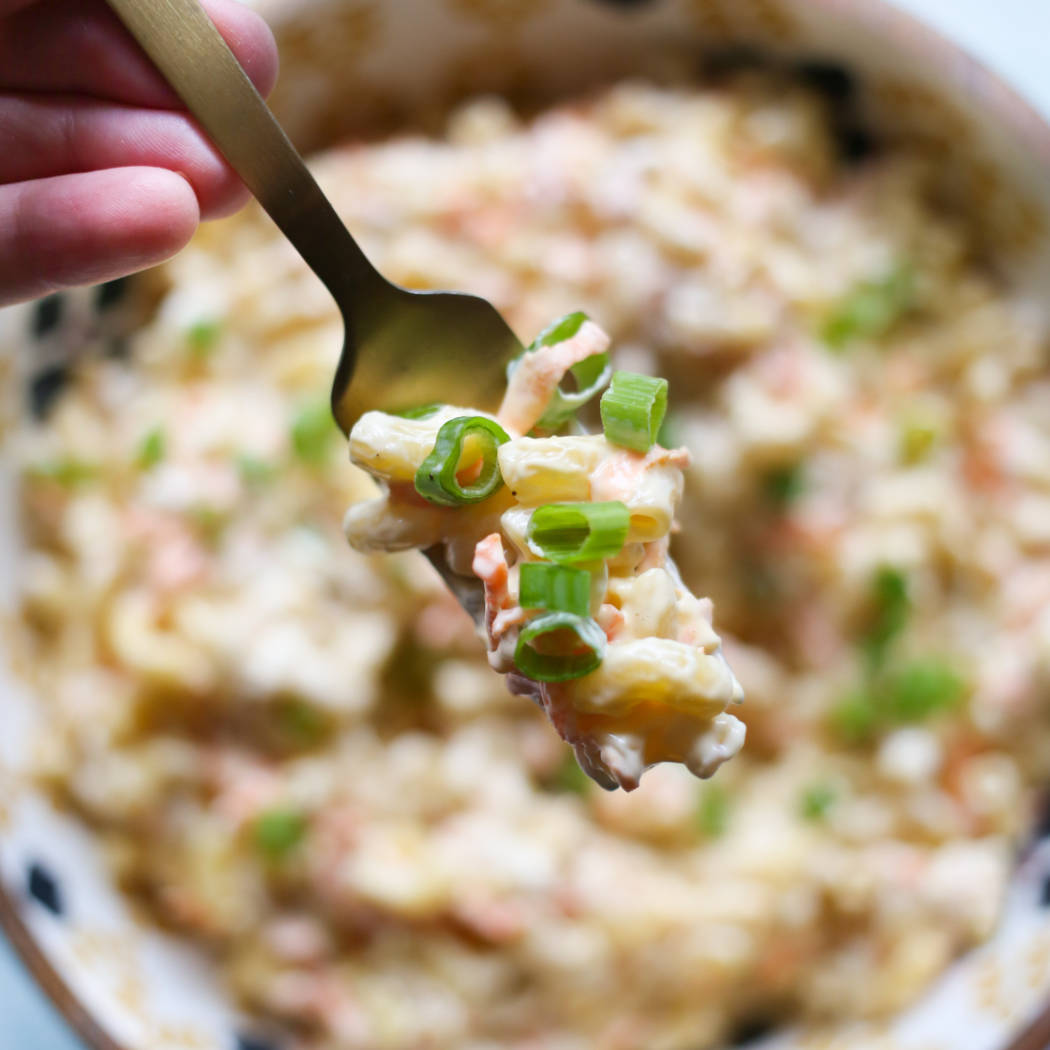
left=3, top=2, right=1050, bottom=1049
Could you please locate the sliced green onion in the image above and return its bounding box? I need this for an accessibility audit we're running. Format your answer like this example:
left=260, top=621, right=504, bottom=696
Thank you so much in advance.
left=291, top=397, right=336, bottom=464
left=883, top=659, right=965, bottom=722
left=600, top=371, right=668, bottom=453
left=656, top=410, right=680, bottom=450
left=505, top=311, right=588, bottom=385
left=237, top=454, right=276, bottom=486
left=830, top=690, right=878, bottom=743
left=396, top=403, right=442, bottom=420
left=253, top=809, right=307, bottom=861
left=527, top=310, right=590, bottom=354
left=861, top=565, right=910, bottom=672
left=762, top=461, right=805, bottom=508
left=696, top=783, right=730, bottom=838
left=541, top=751, right=590, bottom=795
left=799, top=782, right=837, bottom=821
left=414, top=415, right=510, bottom=507
left=899, top=417, right=938, bottom=465
left=274, top=698, right=328, bottom=746
left=135, top=426, right=165, bottom=470
left=26, top=458, right=98, bottom=488
left=186, top=319, right=222, bottom=359
left=527, top=501, right=629, bottom=564
left=830, top=658, right=965, bottom=743
left=821, top=262, right=915, bottom=351
left=507, top=311, right=611, bottom=431
left=514, top=611, right=606, bottom=682
left=537, top=352, right=612, bottom=431
left=519, top=562, right=591, bottom=616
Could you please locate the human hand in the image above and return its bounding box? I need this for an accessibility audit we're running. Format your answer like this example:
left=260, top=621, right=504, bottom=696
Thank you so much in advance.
left=0, top=0, right=278, bottom=307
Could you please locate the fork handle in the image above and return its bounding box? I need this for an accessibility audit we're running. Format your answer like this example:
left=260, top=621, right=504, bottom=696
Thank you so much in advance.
left=105, top=0, right=385, bottom=310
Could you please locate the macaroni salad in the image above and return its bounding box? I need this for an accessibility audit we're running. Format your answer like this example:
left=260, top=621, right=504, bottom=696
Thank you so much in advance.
left=345, top=317, right=745, bottom=790
left=9, top=72, right=1050, bottom=1050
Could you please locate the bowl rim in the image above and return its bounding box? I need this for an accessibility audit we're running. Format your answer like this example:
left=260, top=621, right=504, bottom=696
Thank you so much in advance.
left=4, top=1, right=1050, bottom=1048
left=0, top=873, right=125, bottom=1050
left=813, top=0, right=1050, bottom=167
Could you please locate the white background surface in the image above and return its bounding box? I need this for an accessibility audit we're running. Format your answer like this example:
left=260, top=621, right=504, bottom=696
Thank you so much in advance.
left=2, top=2, right=1048, bottom=1048
left=893, top=0, right=1050, bottom=120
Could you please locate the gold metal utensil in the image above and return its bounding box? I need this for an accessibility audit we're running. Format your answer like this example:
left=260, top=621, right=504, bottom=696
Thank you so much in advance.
left=105, top=0, right=525, bottom=622
left=104, top=0, right=524, bottom=437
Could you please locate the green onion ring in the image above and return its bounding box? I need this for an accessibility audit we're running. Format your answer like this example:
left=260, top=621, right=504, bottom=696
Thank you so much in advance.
left=414, top=415, right=510, bottom=506
left=600, top=371, right=668, bottom=453
left=514, top=611, right=606, bottom=682
left=527, top=501, right=629, bottom=564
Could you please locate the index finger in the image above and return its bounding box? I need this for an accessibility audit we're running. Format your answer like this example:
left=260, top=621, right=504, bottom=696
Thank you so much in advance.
left=0, top=0, right=278, bottom=108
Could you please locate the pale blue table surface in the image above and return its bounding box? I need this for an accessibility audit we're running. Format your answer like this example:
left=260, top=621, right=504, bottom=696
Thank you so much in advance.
left=0, top=935, right=85, bottom=1050
left=2, top=1, right=1047, bottom=1048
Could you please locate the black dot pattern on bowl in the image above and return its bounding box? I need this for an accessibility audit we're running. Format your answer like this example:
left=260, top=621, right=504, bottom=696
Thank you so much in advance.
left=837, top=123, right=876, bottom=164
left=236, top=1034, right=280, bottom=1050
left=794, top=58, right=874, bottom=165
left=31, top=294, right=64, bottom=338
left=1033, top=793, right=1050, bottom=841
left=1040, top=875, right=1050, bottom=908
left=703, top=46, right=767, bottom=79
left=107, top=335, right=131, bottom=360
left=95, top=276, right=130, bottom=312
left=796, top=59, right=856, bottom=101
left=27, top=363, right=70, bottom=421
left=27, top=862, right=64, bottom=917
left=727, top=1014, right=778, bottom=1046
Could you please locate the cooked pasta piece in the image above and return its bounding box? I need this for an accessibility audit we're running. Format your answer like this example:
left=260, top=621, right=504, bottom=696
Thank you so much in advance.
left=497, top=436, right=606, bottom=505
left=348, top=406, right=467, bottom=482
left=344, top=318, right=744, bottom=790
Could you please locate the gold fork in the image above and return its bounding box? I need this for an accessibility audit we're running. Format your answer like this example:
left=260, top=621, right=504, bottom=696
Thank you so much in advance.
left=105, top=0, right=524, bottom=620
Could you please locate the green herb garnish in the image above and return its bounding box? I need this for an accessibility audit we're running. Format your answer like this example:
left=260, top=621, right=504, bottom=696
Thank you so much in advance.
left=656, top=410, right=681, bottom=450
left=830, top=690, right=880, bottom=743
left=762, top=461, right=805, bottom=508
left=514, top=612, right=606, bottom=683
left=861, top=566, right=910, bottom=672
left=543, top=752, right=590, bottom=795
left=513, top=311, right=611, bottom=432
left=600, top=371, right=668, bottom=453
left=290, top=397, right=337, bottom=465
left=414, top=415, right=510, bottom=506
left=237, top=454, right=276, bottom=486
left=253, top=809, right=307, bottom=861
left=821, top=263, right=915, bottom=350
left=274, top=699, right=328, bottom=746
left=882, top=659, right=965, bottom=722
left=186, top=320, right=222, bottom=358
left=135, top=427, right=166, bottom=470
left=899, top=418, right=938, bottom=465
left=396, top=403, right=443, bottom=420
left=26, top=458, right=98, bottom=488
left=526, top=311, right=590, bottom=354
left=696, top=783, right=730, bottom=838
left=519, top=562, right=592, bottom=617
left=527, top=501, right=630, bottom=564
left=831, top=660, right=966, bottom=743
left=799, top=783, right=837, bottom=821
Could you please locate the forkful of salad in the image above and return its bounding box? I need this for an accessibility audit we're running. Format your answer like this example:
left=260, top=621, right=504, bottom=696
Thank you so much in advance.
left=344, top=314, right=746, bottom=792
left=105, top=0, right=746, bottom=791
